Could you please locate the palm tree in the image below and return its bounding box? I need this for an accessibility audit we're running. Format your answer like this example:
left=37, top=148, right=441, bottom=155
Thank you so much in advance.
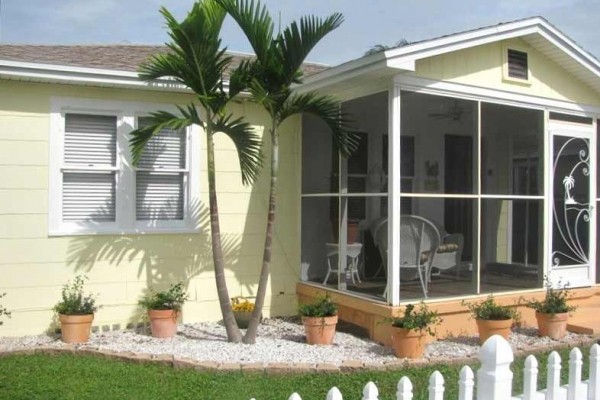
left=129, top=1, right=262, bottom=343
left=216, top=0, right=358, bottom=344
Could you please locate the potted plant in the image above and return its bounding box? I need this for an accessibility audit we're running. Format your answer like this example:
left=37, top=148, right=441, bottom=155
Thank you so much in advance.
left=231, top=297, right=255, bottom=329
left=389, top=302, right=442, bottom=359
left=298, top=295, right=338, bottom=345
left=463, top=295, right=519, bottom=343
left=54, top=275, right=98, bottom=343
left=139, top=282, right=188, bottom=338
left=525, top=278, right=576, bottom=340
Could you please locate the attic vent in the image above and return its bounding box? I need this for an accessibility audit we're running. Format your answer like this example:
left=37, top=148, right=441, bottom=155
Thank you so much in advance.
left=507, top=49, right=528, bottom=80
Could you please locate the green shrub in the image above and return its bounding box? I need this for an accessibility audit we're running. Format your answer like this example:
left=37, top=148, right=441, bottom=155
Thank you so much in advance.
left=525, top=277, right=577, bottom=316
left=0, top=293, right=11, bottom=325
left=139, top=283, right=188, bottom=312
left=298, top=295, right=337, bottom=318
left=462, top=295, right=519, bottom=321
left=390, top=302, right=442, bottom=336
left=53, top=276, right=98, bottom=316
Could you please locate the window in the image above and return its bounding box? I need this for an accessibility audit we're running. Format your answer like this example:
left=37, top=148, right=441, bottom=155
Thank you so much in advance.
left=49, top=98, right=199, bottom=235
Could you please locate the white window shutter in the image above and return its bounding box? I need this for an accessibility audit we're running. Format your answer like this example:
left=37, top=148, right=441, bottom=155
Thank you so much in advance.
left=65, top=114, right=117, bottom=165
left=136, top=118, right=186, bottom=221
left=62, top=114, right=117, bottom=222
left=63, top=172, right=116, bottom=221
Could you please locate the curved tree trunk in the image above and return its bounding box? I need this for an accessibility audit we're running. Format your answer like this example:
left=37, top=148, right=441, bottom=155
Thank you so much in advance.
left=244, top=126, right=279, bottom=344
left=206, top=131, right=242, bottom=343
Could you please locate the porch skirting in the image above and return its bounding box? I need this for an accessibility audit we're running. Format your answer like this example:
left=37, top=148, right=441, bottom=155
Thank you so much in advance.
left=297, top=282, right=600, bottom=346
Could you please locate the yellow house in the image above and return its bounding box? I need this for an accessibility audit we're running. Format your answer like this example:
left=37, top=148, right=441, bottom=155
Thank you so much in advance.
left=2, top=17, right=600, bottom=340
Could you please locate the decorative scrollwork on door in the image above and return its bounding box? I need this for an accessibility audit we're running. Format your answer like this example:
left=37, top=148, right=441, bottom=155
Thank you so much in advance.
left=551, top=136, right=590, bottom=267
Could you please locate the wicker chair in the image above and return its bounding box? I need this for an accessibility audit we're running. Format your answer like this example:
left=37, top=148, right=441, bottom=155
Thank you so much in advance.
left=373, top=215, right=441, bottom=297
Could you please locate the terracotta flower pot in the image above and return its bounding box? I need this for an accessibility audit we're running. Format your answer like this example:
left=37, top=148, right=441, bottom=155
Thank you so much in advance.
left=59, top=314, right=94, bottom=344
left=536, top=312, right=569, bottom=340
left=391, top=327, right=429, bottom=359
left=147, top=309, right=179, bottom=338
left=476, top=318, right=513, bottom=343
left=234, top=311, right=252, bottom=329
left=302, top=315, right=338, bottom=345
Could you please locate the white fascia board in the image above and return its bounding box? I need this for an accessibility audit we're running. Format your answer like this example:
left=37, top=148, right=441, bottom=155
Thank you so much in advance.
left=0, top=59, right=232, bottom=94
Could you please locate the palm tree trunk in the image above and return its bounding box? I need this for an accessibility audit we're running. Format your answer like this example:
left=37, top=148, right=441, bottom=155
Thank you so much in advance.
left=206, top=130, right=242, bottom=343
left=243, top=126, right=279, bottom=344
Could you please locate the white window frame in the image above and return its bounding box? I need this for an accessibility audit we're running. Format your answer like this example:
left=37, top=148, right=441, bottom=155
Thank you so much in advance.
left=49, top=97, right=200, bottom=236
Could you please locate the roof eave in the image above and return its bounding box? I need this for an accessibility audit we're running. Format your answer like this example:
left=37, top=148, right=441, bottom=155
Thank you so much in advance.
left=0, top=59, right=203, bottom=93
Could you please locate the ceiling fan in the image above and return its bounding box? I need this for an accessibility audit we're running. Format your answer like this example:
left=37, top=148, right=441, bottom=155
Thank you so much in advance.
left=428, top=99, right=469, bottom=121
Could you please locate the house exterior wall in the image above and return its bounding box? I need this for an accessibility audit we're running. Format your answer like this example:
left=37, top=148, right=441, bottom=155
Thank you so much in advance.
left=414, top=38, right=600, bottom=107
left=0, top=79, right=301, bottom=336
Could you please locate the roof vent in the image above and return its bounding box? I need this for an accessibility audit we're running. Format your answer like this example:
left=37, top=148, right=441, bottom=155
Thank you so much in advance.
left=507, top=49, right=528, bottom=80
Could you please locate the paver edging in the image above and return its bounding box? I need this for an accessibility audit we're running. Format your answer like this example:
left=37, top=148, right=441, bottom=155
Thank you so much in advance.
left=0, top=335, right=597, bottom=374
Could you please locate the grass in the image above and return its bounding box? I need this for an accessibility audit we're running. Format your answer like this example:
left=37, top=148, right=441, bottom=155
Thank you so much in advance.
left=0, top=345, right=592, bottom=400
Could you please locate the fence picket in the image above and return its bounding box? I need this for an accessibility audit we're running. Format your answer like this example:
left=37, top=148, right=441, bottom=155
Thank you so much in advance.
left=397, top=376, right=414, bottom=400
left=288, top=394, right=302, bottom=400
left=568, top=347, right=583, bottom=400
left=326, top=387, right=343, bottom=400
left=477, top=335, right=513, bottom=400
left=589, top=344, right=600, bottom=400
left=362, top=381, right=379, bottom=400
left=546, top=351, right=562, bottom=400
left=429, top=371, right=445, bottom=400
left=458, top=365, right=474, bottom=400
left=522, top=355, right=538, bottom=400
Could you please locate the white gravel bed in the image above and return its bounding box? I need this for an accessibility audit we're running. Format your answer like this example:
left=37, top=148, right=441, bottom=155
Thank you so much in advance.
left=0, top=318, right=592, bottom=366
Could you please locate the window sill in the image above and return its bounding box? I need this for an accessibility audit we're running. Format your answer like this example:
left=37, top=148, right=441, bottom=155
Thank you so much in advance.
left=48, top=226, right=201, bottom=237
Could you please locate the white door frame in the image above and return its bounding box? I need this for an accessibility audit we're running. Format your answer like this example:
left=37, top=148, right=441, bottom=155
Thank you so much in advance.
left=547, top=119, right=596, bottom=287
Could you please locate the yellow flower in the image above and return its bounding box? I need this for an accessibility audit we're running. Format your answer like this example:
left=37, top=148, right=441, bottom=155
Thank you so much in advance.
left=231, top=298, right=255, bottom=312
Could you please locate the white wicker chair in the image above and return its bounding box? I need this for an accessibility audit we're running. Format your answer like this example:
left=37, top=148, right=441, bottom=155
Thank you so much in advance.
left=373, top=215, right=441, bottom=297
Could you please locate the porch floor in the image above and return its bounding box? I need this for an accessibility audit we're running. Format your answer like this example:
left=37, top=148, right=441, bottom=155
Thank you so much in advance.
left=568, top=302, right=600, bottom=334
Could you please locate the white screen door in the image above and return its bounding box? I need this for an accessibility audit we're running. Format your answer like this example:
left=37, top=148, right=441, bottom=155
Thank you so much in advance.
left=549, top=119, right=594, bottom=287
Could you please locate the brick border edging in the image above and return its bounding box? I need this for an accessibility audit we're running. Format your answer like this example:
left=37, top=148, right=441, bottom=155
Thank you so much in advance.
left=0, top=336, right=597, bottom=374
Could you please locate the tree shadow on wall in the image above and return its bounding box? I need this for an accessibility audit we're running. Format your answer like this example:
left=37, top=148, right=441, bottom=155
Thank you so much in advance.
left=64, top=198, right=248, bottom=330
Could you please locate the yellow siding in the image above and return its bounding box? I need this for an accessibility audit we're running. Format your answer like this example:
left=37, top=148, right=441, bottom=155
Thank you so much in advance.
left=0, top=80, right=300, bottom=336
left=415, top=38, right=600, bottom=106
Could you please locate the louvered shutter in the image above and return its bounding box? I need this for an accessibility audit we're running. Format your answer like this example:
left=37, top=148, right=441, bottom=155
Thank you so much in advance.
left=135, top=118, right=186, bottom=221
left=62, top=114, right=117, bottom=222
left=507, top=49, right=528, bottom=80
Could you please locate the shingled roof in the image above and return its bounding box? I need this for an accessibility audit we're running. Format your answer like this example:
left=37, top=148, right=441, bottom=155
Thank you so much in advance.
left=0, top=44, right=328, bottom=77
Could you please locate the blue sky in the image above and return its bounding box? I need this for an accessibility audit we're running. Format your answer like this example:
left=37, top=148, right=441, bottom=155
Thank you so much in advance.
left=1, top=0, right=598, bottom=65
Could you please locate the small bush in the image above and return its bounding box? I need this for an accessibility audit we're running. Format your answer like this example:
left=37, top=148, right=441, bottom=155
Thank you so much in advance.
left=54, top=276, right=98, bottom=316
left=298, top=295, right=337, bottom=318
left=462, top=295, right=519, bottom=321
left=390, top=302, right=442, bottom=336
left=525, top=277, right=576, bottom=316
left=139, top=283, right=188, bottom=312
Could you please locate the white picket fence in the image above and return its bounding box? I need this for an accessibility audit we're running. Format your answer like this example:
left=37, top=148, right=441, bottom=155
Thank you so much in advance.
left=251, top=335, right=600, bottom=400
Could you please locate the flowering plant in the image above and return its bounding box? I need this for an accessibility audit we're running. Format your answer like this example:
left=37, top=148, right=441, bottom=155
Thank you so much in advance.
left=232, top=297, right=255, bottom=313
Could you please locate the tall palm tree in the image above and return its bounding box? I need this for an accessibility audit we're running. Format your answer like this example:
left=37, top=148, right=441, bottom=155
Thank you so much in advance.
left=216, top=0, right=358, bottom=344
left=129, top=0, right=262, bottom=343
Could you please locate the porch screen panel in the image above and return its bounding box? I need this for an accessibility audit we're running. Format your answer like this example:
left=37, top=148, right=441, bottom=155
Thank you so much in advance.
left=135, top=117, right=186, bottom=221
left=62, top=113, right=117, bottom=222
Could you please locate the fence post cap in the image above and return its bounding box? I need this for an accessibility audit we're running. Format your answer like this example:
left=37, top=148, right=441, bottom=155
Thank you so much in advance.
left=479, top=335, right=513, bottom=364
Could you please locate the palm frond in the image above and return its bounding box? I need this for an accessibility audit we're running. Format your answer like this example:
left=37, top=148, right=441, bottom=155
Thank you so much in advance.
left=138, top=2, right=230, bottom=102
left=215, top=0, right=274, bottom=65
left=228, top=58, right=258, bottom=98
left=129, top=109, right=198, bottom=166
left=279, top=13, right=343, bottom=84
left=212, top=114, right=263, bottom=185
left=281, top=93, right=359, bottom=158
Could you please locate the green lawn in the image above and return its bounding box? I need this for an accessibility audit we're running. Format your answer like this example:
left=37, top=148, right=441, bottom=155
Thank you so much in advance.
left=0, top=345, right=590, bottom=400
